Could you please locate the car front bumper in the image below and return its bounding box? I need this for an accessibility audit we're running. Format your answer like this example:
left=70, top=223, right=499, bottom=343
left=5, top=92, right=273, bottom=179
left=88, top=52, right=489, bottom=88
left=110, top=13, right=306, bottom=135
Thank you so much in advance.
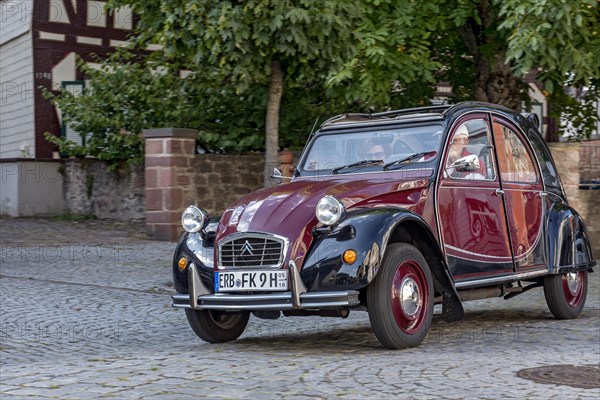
left=171, top=262, right=360, bottom=311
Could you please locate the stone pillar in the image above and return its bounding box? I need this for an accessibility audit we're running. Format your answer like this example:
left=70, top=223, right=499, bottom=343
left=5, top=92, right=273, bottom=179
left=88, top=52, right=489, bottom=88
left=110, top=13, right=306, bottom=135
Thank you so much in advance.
left=143, top=128, right=197, bottom=241
left=548, top=141, right=600, bottom=258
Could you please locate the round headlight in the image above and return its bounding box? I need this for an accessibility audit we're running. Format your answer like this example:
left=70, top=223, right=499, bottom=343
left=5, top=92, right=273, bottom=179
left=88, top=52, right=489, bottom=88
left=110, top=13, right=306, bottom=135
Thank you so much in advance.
left=316, top=196, right=345, bottom=226
left=181, top=206, right=209, bottom=233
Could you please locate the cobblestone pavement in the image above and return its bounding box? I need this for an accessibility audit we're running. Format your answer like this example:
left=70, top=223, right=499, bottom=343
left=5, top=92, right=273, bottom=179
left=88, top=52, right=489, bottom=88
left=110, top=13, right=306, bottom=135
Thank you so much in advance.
left=1, top=218, right=599, bottom=399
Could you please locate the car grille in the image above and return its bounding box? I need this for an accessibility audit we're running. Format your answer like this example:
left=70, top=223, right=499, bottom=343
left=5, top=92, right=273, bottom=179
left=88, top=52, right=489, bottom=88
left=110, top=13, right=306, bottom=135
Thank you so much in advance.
left=219, top=234, right=285, bottom=268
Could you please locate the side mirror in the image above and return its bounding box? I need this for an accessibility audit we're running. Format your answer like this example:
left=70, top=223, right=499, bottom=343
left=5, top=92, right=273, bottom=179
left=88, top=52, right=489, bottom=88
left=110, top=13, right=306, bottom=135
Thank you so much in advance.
left=270, top=167, right=293, bottom=182
left=451, top=154, right=480, bottom=172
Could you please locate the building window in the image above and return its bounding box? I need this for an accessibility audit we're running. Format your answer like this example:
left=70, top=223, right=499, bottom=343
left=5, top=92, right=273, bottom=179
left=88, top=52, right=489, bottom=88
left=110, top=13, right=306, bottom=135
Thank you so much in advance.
left=60, top=81, right=88, bottom=146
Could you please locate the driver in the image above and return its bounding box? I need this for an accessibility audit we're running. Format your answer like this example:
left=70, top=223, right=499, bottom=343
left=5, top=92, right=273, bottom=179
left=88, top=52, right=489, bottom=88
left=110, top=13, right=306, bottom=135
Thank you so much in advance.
left=365, top=140, right=391, bottom=162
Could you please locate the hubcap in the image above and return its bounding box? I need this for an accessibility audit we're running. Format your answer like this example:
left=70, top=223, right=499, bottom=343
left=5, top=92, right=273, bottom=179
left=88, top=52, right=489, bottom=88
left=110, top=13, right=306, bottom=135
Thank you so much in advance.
left=391, top=260, right=429, bottom=335
left=565, top=272, right=580, bottom=294
left=561, top=271, right=586, bottom=308
left=400, top=277, right=421, bottom=317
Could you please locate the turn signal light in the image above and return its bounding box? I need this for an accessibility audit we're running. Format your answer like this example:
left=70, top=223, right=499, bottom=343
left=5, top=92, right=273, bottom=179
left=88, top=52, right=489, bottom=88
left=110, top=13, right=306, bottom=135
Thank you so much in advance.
left=178, top=257, right=188, bottom=271
left=342, top=249, right=357, bottom=264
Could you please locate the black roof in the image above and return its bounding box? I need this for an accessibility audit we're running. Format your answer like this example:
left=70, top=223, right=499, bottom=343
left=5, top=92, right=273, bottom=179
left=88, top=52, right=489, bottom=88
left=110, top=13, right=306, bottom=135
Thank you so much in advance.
left=319, top=102, right=519, bottom=131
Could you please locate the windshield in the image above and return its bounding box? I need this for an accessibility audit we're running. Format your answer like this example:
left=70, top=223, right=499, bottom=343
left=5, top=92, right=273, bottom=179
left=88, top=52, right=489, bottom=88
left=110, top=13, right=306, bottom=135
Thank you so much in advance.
left=299, top=124, right=443, bottom=174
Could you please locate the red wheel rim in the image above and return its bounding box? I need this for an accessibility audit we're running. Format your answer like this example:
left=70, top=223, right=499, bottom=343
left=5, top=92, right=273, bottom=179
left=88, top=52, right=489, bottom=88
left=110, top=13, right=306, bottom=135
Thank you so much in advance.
left=561, top=271, right=585, bottom=307
left=391, top=260, right=429, bottom=335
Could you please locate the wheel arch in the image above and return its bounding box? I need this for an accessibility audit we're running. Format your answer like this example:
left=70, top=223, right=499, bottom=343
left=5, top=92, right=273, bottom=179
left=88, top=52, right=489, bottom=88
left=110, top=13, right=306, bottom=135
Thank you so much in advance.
left=384, top=214, right=465, bottom=322
left=545, top=195, right=596, bottom=273
left=173, top=232, right=214, bottom=294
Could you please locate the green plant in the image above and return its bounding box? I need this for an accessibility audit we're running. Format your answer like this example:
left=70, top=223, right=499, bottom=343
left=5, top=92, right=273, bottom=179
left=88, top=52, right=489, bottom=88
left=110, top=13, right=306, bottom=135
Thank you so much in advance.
left=548, top=80, right=600, bottom=141
left=43, top=0, right=600, bottom=159
left=106, top=0, right=363, bottom=183
left=328, top=0, right=599, bottom=134
left=43, top=48, right=351, bottom=160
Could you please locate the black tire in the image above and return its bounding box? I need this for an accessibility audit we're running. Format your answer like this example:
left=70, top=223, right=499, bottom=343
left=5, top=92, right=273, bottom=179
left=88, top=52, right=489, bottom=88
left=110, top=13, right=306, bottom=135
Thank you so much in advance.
left=185, top=309, right=250, bottom=343
left=367, top=243, right=434, bottom=349
left=543, top=271, right=587, bottom=319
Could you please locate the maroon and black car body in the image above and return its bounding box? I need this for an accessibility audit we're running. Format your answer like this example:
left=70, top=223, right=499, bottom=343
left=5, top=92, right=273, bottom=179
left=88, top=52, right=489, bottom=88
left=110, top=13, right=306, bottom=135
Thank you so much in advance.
left=172, top=102, right=596, bottom=349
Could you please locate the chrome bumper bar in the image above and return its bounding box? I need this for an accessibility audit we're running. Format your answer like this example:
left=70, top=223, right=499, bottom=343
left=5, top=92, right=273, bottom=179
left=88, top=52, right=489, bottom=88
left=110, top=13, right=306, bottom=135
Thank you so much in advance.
left=172, top=262, right=360, bottom=311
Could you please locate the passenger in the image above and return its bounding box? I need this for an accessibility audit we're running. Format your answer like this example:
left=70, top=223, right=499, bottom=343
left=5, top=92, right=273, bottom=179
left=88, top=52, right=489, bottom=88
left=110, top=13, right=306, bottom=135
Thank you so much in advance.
left=446, top=125, right=485, bottom=178
left=446, top=125, right=473, bottom=166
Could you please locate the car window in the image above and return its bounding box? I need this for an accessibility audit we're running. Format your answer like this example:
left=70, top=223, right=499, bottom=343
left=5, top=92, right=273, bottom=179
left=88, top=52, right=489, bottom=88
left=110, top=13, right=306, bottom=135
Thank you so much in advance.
left=526, top=128, right=563, bottom=196
left=493, top=122, right=538, bottom=183
left=444, top=119, right=496, bottom=181
left=301, top=125, right=443, bottom=173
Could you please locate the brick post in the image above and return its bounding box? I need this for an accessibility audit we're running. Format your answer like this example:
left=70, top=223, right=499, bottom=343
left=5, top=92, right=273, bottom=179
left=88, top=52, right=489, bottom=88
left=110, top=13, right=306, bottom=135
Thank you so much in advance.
left=143, top=128, right=197, bottom=241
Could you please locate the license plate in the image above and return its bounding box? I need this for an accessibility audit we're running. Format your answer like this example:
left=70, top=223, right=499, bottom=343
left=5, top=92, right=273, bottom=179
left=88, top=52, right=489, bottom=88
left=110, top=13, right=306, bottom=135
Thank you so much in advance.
left=215, top=270, right=288, bottom=292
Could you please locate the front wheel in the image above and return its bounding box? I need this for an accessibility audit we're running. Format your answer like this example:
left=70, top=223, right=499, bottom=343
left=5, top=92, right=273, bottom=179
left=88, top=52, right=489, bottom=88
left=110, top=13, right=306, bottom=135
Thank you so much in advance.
left=367, top=243, right=434, bottom=349
left=185, top=309, right=250, bottom=343
left=543, top=271, right=588, bottom=319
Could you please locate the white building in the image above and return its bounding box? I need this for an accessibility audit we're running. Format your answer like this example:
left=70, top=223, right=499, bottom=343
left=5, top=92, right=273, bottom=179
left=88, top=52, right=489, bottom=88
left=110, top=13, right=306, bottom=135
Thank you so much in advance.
left=0, top=0, right=133, bottom=215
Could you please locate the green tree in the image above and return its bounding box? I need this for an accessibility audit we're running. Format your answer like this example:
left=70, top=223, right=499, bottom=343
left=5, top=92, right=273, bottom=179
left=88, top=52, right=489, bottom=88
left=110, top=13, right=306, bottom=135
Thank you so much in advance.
left=330, top=0, right=599, bottom=136
left=499, top=0, right=599, bottom=139
left=43, top=51, right=192, bottom=170
left=107, top=0, right=362, bottom=184
left=44, top=49, right=346, bottom=169
left=48, top=0, right=599, bottom=162
left=499, top=0, right=599, bottom=94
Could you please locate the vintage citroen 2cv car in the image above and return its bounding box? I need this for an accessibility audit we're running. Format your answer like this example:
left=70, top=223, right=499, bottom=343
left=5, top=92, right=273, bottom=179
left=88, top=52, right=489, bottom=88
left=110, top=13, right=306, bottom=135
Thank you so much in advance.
left=172, top=102, right=595, bottom=349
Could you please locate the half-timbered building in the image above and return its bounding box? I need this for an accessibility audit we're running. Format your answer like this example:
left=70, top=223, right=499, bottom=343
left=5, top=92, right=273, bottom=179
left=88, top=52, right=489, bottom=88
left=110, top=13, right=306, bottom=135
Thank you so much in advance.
left=1, top=0, right=135, bottom=159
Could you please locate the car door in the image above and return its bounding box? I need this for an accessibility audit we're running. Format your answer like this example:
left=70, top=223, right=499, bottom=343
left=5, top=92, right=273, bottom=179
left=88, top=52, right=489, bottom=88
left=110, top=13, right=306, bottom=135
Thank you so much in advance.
left=437, top=114, right=514, bottom=281
left=491, top=116, right=546, bottom=271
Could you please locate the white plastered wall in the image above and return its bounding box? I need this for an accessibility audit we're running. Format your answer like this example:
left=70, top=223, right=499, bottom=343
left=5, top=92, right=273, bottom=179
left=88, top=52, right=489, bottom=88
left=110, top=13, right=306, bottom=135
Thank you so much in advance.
left=0, top=161, right=64, bottom=216
left=0, top=0, right=35, bottom=158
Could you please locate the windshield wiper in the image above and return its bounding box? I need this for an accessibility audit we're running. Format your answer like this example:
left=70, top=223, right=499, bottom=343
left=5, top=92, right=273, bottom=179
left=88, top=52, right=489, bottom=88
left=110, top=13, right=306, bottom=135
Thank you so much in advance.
left=332, top=159, right=384, bottom=174
left=383, top=151, right=437, bottom=171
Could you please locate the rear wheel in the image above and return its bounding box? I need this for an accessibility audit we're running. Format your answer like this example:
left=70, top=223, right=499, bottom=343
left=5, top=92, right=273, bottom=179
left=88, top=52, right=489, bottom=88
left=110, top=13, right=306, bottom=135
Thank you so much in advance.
left=367, top=243, right=434, bottom=349
left=185, top=309, right=250, bottom=343
left=543, top=271, right=587, bottom=319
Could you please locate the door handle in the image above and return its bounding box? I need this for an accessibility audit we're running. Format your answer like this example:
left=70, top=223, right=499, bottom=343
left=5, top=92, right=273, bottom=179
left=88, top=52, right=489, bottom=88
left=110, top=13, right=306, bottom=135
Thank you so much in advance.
left=495, top=189, right=505, bottom=196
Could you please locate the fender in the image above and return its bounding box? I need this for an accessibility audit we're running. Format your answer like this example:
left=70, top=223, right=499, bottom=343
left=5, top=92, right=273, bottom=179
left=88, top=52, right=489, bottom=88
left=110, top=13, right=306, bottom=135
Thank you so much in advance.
left=300, top=207, right=464, bottom=321
left=172, top=231, right=215, bottom=294
left=545, top=194, right=596, bottom=273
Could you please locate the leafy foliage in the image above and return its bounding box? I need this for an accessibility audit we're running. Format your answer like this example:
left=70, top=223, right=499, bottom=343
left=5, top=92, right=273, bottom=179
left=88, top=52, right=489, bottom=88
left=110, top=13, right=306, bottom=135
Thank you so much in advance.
left=497, top=0, right=600, bottom=139
left=327, top=0, right=444, bottom=107
left=548, top=80, right=600, bottom=141
left=100, top=0, right=363, bottom=180
left=498, top=0, right=600, bottom=90
left=44, top=49, right=347, bottom=168
left=107, top=1, right=362, bottom=87
left=46, top=0, right=600, bottom=164
left=329, top=0, right=599, bottom=136
left=43, top=51, right=193, bottom=169
left=193, top=76, right=348, bottom=152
